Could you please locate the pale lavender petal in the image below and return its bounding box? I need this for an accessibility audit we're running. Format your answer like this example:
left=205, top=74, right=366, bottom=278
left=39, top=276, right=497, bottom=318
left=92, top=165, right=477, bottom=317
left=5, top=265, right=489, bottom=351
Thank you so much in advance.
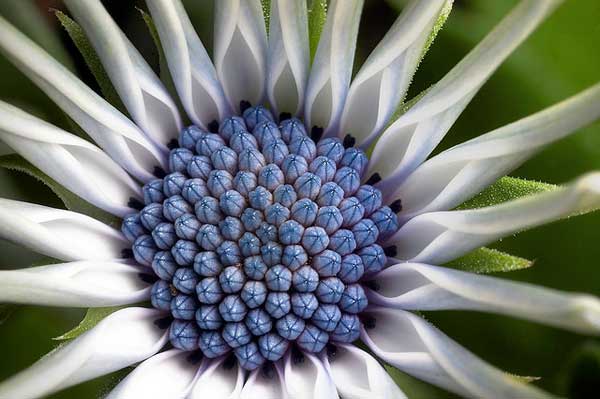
left=214, top=0, right=268, bottom=112
left=369, top=0, right=564, bottom=197
left=387, top=173, right=600, bottom=264
left=147, top=0, right=233, bottom=127
left=267, top=0, right=310, bottom=116
left=304, top=0, right=363, bottom=136
left=368, top=263, right=600, bottom=334
left=0, top=307, right=168, bottom=399
left=106, top=350, right=198, bottom=399
left=284, top=350, right=338, bottom=398
left=325, top=344, right=406, bottom=398
left=361, top=307, right=550, bottom=398
left=188, top=356, right=245, bottom=399
left=0, top=198, right=128, bottom=261
left=0, top=100, right=141, bottom=217
left=0, top=260, right=150, bottom=307
left=0, top=16, right=166, bottom=182
left=65, top=0, right=183, bottom=148
left=395, top=82, right=600, bottom=219
left=340, top=0, right=450, bottom=148
left=240, top=361, right=287, bottom=398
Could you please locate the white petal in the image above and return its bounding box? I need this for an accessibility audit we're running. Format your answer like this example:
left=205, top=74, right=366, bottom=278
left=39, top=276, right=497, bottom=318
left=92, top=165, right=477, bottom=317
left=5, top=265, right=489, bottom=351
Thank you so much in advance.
left=368, top=263, right=600, bottom=334
left=0, top=260, right=150, bottom=307
left=395, top=82, right=600, bottom=220
left=326, top=344, right=406, bottom=399
left=0, top=198, right=128, bottom=261
left=147, top=0, right=233, bottom=127
left=65, top=0, right=182, bottom=148
left=340, top=0, right=450, bottom=148
left=387, top=172, right=600, bottom=264
left=304, top=0, right=363, bottom=135
left=0, top=16, right=166, bottom=182
left=0, top=101, right=141, bottom=217
left=0, top=307, right=168, bottom=399
left=284, top=350, right=338, bottom=399
left=240, top=362, right=287, bottom=399
left=188, top=356, right=245, bottom=399
left=214, top=0, right=268, bottom=112
left=369, top=0, right=563, bottom=197
left=267, top=0, right=310, bottom=116
left=361, top=307, right=550, bottom=398
left=106, top=350, right=198, bottom=399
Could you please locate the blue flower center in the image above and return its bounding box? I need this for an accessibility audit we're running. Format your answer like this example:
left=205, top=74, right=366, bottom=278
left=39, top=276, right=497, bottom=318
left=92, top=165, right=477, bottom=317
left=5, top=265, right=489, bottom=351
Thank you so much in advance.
left=121, top=104, right=399, bottom=371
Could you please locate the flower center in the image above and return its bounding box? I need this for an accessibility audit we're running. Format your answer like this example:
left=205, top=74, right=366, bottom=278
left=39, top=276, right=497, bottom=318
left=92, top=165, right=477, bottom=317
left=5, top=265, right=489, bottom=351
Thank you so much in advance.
left=121, top=104, right=400, bottom=371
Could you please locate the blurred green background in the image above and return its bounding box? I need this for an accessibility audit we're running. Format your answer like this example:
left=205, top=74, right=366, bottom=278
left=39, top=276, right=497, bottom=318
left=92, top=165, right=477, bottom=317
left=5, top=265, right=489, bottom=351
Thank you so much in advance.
left=0, top=0, right=599, bottom=397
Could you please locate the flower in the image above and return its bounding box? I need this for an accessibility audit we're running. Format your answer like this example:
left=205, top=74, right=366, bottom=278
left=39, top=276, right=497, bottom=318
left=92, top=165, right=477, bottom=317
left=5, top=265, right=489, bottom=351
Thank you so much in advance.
left=0, top=0, right=599, bottom=398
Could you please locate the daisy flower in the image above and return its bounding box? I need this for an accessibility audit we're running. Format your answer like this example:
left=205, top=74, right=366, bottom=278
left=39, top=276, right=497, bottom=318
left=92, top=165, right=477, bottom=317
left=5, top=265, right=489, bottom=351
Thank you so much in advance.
left=0, top=0, right=599, bottom=398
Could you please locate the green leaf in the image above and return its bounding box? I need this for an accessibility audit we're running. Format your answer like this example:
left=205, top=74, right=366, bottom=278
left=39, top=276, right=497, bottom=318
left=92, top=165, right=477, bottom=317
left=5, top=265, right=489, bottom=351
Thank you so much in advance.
left=97, top=368, right=134, bottom=398
left=136, top=7, right=159, bottom=49
left=419, top=0, right=453, bottom=63
left=511, top=374, right=541, bottom=384
left=308, top=0, right=327, bottom=62
left=443, top=177, right=560, bottom=274
left=0, top=154, right=120, bottom=228
left=138, top=9, right=168, bottom=81
left=0, top=304, right=17, bottom=326
left=138, top=8, right=163, bottom=66
left=456, top=176, right=558, bottom=210
left=54, top=306, right=126, bottom=341
left=261, top=0, right=271, bottom=35
left=29, top=256, right=63, bottom=267
left=54, top=10, right=126, bottom=114
left=445, top=247, right=533, bottom=274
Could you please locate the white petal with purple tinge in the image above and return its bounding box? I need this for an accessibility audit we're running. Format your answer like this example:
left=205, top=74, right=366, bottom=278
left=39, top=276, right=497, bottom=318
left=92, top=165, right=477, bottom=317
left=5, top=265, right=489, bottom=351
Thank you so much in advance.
left=0, top=16, right=166, bottom=182
left=240, top=362, right=287, bottom=399
left=0, top=101, right=140, bottom=217
left=65, top=0, right=182, bottom=148
left=0, top=307, right=168, bottom=399
left=395, top=82, right=600, bottom=221
left=214, top=0, right=268, bottom=113
left=0, top=199, right=128, bottom=261
left=106, top=350, right=198, bottom=399
left=387, top=172, right=600, bottom=264
left=326, top=344, right=406, bottom=399
left=147, top=0, right=233, bottom=127
left=367, top=263, right=600, bottom=334
left=0, top=260, right=150, bottom=307
left=304, top=0, right=363, bottom=136
left=340, top=0, right=449, bottom=148
left=188, top=356, right=245, bottom=399
left=361, top=307, right=550, bottom=398
left=284, top=350, right=338, bottom=398
left=369, top=0, right=563, bottom=198
left=267, top=0, right=310, bottom=116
